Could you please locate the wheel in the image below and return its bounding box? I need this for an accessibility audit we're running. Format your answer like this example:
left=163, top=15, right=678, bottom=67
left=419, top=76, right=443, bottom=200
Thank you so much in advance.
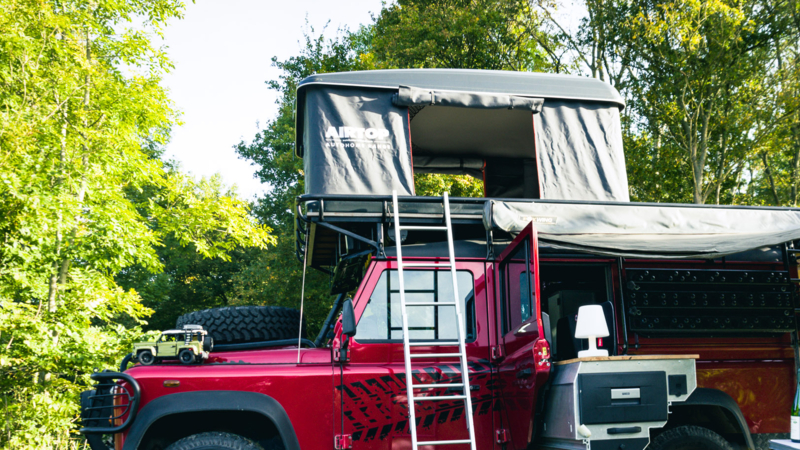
left=203, top=335, right=214, bottom=352
left=138, top=350, right=155, bottom=365
left=179, top=349, right=195, bottom=364
left=176, top=306, right=306, bottom=345
left=649, top=425, right=734, bottom=450
left=165, top=432, right=264, bottom=450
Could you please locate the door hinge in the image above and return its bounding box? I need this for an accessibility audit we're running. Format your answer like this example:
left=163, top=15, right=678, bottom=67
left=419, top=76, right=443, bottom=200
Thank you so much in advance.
left=491, top=346, right=504, bottom=361
left=333, top=347, right=349, bottom=362
left=334, top=434, right=352, bottom=449
left=496, top=428, right=509, bottom=444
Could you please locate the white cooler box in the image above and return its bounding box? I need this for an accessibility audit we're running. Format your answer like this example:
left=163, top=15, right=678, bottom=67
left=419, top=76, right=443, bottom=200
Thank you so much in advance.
left=539, top=355, right=698, bottom=450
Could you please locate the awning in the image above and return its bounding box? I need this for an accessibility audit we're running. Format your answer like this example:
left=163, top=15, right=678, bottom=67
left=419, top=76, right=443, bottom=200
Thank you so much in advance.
left=486, top=200, right=800, bottom=259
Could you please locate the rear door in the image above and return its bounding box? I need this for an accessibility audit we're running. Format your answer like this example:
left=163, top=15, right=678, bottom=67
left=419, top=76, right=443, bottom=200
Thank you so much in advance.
left=495, top=223, right=551, bottom=449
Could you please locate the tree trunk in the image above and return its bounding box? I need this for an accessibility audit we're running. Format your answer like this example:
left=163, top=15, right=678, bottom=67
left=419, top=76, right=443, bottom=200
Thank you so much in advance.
left=791, top=121, right=800, bottom=206
left=761, top=151, right=781, bottom=205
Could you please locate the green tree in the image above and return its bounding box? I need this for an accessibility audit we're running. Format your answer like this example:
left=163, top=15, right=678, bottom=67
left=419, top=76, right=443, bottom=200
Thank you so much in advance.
left=372, top=0, right=568, bottom=72
left=564, top=0, right=799, bottom=204
left=0, top=1, right=273, bottom=447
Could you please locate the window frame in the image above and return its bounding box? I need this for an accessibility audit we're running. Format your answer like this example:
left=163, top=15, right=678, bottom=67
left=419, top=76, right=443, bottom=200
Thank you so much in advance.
left=499, top=235, right=533, bottom=335
left=355, top=268, right=478, bottom=344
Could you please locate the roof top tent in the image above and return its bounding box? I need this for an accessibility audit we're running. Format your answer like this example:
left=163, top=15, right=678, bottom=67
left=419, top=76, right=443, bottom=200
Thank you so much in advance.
left=293, top=69, right=800, bottom=276
left=295, top=69, right=628, bottom=201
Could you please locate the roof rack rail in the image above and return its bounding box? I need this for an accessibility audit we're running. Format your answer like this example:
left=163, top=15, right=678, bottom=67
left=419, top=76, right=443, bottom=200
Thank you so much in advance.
left=295, top=194, right=496, bottom=271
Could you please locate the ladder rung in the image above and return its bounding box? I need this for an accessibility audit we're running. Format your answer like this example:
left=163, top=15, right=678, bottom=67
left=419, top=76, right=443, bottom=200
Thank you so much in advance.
left=417, top=440, right=473, bottom=446
left=405, top=302, right=456, bottom=306
left=401, top=262, right=451, bottom=267
left=409, top=341, right=459, bottom=346
left=400, top=226, right=448, bottom=231
left=411, top=383, right=464, bottom=390
left=410, top=353, right=462, bottom=358
left=413, top=395, right=467, bottom=402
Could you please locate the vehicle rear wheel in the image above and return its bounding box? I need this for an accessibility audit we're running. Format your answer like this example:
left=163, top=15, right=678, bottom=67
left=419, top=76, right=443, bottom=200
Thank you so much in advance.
left=138, top=350, right=154, bottom=365
left=176, top=306, right=306, bottom=345
left=649, top=425, right=734, bottom=450
left=179, top=349, right=195, bottom=364
left=165, top=432, right=264, bottom=450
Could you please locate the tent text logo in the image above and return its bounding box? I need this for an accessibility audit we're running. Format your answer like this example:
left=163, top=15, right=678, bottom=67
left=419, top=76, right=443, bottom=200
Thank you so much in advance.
left=325, top=126, right=390, bottom=140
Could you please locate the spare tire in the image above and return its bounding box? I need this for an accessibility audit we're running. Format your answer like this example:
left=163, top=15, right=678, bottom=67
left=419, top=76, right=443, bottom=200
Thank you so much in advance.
left=176, top=306, right=306, bottom=345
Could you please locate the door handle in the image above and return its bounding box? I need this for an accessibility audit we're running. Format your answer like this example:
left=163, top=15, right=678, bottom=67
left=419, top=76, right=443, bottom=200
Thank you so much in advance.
left=607, top=426, right=642, bottom=434
left=446, top=385, right=479, bottom=393
left=516, top=368, right=532, bottom=379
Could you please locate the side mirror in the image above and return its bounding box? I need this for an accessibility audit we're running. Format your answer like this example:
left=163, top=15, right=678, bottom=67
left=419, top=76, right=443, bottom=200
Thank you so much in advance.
left=342, top=298, right=357, bottom=338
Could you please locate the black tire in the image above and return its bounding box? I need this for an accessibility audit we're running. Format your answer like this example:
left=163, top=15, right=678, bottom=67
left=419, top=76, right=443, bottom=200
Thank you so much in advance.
left=165, top=432, right=264, bottom=450
left=649, top=425, right=734, bottom=450
left=138, top=350, right=154, bottom=366
left=176, top=306, right=306, bottom=345
left=179, top=349, right=195, bottom=364
left=203, top=335, right=214, bottom=352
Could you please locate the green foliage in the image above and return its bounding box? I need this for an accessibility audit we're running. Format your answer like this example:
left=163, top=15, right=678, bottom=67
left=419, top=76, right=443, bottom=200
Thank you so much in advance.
left=372, top=0, right=565, bottom=72
left=0, top=1, right=273, bottom=448
left=568, top=0, right=800, bottom=204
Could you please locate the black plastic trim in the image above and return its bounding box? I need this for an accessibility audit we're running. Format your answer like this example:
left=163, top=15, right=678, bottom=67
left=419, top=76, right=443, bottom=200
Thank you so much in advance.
left=590, top=438, right=649, bottom=450
left=121, top=390, right=300, bottom=450
left=678, top=388, right=755, bottom=450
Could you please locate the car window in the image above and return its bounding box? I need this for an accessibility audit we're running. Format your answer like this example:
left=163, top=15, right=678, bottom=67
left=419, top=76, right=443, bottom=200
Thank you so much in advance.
left=500, top=237, right=534, bottom=334
left=357, top=269, right=476, bottom=342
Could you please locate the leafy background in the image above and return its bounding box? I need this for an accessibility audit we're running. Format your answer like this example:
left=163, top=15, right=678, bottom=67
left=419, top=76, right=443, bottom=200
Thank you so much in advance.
left=1, top=0, right=800, bottom=447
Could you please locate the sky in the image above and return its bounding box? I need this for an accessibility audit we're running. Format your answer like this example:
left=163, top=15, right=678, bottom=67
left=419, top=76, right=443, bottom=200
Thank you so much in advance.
left=159, top=1, right=384, bottom=200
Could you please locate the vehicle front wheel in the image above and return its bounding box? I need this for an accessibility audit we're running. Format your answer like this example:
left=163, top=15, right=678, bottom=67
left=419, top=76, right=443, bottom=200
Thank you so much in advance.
left=165, top=432, right=264, bottom=450
left=649, top=425, right=733, bottom=450
left=179, top=349, right=195, bottom=364
left=138, top=350, right=155, bottom=365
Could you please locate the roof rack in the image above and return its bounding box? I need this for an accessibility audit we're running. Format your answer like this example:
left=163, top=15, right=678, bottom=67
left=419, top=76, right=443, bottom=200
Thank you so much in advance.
left=295, top=194, right=497, bottom=272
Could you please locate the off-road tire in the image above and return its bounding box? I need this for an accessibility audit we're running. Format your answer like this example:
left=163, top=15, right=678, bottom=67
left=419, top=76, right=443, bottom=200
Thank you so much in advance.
left=176, top=306, right=306, bottom=345
left=165, top=432, right=264, bottom=450
left=649, top=425, right=734, bottom=450
left=137, top=350, right=154, bottom=365
left=203, top=335, right=214, bottom=352
left=179, top=349, right=195, bottom=364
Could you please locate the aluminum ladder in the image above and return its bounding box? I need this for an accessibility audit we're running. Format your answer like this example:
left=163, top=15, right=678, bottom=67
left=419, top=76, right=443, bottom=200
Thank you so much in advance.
left=391, top=191, right=477, bottom=450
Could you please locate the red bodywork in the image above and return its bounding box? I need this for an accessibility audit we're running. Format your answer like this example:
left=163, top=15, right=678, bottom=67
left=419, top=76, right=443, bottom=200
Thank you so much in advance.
left=116, top=233, right=795, bottom=448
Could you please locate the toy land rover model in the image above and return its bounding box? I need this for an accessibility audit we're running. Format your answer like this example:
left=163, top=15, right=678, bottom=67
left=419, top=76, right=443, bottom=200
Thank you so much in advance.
left=80, top=70, right=800, bottom=450
left=132, top=325, right=212, bottom=365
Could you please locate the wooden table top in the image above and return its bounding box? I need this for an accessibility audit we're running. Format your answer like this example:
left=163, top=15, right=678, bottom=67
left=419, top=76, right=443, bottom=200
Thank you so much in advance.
left=554, top=354, right=700, bottom=366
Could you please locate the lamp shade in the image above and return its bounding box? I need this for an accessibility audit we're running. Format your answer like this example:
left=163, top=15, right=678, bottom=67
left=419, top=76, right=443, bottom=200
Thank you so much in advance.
left=574, top=305, right=609, bottom=339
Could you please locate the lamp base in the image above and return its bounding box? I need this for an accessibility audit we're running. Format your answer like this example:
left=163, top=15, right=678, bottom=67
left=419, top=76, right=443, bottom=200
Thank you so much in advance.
left=578, top=348, right=609, bottom=358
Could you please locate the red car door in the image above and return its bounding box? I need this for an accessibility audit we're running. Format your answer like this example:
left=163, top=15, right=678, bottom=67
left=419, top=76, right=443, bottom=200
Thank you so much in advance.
left=495, top=223, right=551, bottom=449
left=336, top=260, right=494, bottom=450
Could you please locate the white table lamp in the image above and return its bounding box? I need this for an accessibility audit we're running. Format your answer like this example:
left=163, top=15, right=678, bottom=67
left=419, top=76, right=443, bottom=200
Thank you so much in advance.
left=574, top=305, right=610, bottom=358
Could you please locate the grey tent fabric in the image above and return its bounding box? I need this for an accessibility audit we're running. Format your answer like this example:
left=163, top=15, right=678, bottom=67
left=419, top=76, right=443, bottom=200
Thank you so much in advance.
left=393, top=85, right=544, bottom=112
left=486, top=200, right=800, bottom=259
left=303, top=86, right=415, bottom=196
left=298, top=72, right=630, bottom=201
left=410, top=107, right=536, bottom=159
left=535, top=100, right=629, bottom=201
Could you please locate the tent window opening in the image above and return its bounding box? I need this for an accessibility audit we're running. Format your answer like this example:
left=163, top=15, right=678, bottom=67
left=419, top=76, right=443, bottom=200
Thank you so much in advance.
left=407, top=102, right=541, bottom=199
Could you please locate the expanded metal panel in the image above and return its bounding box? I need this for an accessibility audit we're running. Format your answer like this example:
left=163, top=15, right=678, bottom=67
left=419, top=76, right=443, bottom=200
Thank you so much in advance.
left=624, top=268, right=797, bottom=335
